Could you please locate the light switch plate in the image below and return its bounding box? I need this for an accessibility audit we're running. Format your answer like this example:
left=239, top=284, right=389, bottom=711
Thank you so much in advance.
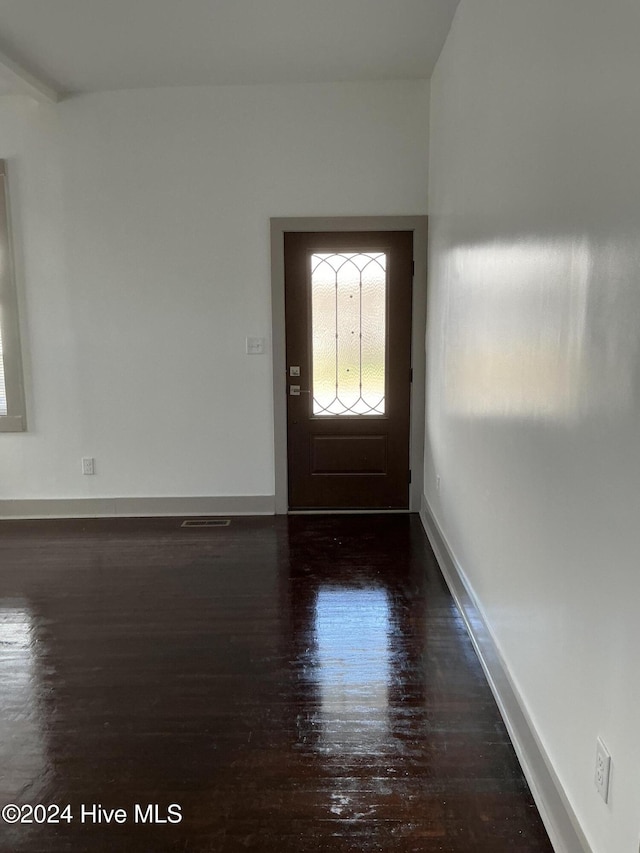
left=246, top=337, right=266, bottom=355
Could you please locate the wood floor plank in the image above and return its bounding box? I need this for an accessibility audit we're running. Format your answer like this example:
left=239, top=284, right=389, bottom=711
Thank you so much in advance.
left=0, top=515, right=553, bottom=852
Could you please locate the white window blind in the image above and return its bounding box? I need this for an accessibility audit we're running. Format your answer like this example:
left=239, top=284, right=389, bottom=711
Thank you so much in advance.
left=0, top=160, right=26, bottom=431
left=0, top=325, right=7, bottom=417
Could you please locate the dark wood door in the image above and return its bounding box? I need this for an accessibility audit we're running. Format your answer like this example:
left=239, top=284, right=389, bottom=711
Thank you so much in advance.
left=285, top=231, right=413, bottom=510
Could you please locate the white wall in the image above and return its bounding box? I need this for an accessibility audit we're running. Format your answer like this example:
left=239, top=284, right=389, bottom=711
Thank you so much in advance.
left=0, top=80, right=428, bottom=501
left=426, top=2, right=640, bottom=851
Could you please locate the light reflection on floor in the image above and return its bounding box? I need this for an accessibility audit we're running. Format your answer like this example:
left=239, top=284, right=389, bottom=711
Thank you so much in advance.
left=0, top=601, right=46, bottom=801
left=313, top=585, right=392, bottom=824
left=313, top=586, right=391, bottom=754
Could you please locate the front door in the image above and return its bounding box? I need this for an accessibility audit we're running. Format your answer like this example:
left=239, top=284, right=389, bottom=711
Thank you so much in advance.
left=284, top=231, right=413, bottom=510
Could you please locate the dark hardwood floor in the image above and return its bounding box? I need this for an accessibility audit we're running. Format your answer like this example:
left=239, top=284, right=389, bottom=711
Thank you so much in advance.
left=0, top=514, right=553, bottom=852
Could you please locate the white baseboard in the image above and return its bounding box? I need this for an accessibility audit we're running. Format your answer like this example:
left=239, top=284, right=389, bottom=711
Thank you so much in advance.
left=0, top=495, right=275, bottom=519
left=419, top=495, right=591, bottom=853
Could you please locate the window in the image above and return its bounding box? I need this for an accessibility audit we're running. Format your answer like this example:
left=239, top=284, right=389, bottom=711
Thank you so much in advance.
left=0, top=160, right=26, bottom=431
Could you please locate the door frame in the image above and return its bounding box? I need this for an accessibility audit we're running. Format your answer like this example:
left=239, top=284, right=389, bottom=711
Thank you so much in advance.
left=270, top=216, right=428, bottom=514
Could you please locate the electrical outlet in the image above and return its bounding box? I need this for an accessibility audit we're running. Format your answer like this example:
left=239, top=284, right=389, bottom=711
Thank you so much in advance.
left=595, top=737, right=611, bottom=802
left=81, top=457, right=95, bottom=476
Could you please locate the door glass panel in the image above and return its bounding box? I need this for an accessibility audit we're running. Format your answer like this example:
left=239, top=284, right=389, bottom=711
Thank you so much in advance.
left=311, top=252, right=386, bottom=416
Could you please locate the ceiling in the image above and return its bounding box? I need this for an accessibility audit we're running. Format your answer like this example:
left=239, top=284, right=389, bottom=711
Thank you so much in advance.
left=0, top=0, right=460, bottom=99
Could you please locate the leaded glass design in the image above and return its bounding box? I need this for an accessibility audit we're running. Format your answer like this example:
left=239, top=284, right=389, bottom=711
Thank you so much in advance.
left=311, top=252, right=386, bottom=416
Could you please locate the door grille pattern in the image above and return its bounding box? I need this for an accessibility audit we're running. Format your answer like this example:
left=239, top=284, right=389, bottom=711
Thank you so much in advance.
left=311, top=252, right=386, bottom=416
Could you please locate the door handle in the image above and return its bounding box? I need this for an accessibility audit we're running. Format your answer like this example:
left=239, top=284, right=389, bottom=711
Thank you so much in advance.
left=289, top=385, right=311, bottom=396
